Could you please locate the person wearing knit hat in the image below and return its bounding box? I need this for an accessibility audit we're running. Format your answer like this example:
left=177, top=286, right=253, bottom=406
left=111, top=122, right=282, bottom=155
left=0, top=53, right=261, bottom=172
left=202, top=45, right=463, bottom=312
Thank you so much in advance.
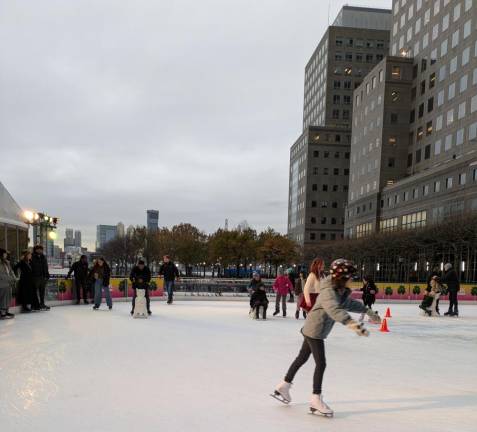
left=272, top=258, right=381, bottom=417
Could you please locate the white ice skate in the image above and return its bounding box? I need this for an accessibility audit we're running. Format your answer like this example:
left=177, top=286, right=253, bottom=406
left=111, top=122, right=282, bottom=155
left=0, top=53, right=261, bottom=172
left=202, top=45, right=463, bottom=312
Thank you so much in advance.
left=133, top=289, right=148, bottom=319
left=271, top=380, right=292, bottom=404
left=309, top=394, right=333, bottom=417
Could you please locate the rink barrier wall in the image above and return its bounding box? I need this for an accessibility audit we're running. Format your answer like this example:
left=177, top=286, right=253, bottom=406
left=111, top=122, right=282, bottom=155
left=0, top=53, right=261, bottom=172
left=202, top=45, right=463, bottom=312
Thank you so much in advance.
left=7, top=278, right=477, bottom=309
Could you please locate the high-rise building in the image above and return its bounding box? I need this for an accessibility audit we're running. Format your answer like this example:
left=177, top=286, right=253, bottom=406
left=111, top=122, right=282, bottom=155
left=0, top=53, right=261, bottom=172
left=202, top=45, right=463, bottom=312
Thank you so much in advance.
left=287, top=6, right=392, bottom=250
left=64, top=228, right=75, bottom=249
left=345, top=0, right=477, bottom=238
left=146, top=210, right=159, bottom=232
left=74, top=230, right=81, bottom=248
left=117, top=222, right=125, bottom=237
left=96, top=225, right=118, bottom=250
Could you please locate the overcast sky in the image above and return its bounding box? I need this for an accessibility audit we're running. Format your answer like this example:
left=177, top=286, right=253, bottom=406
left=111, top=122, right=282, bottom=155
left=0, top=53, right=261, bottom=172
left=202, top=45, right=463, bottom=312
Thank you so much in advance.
left=1, top=0, right=391, bottom=250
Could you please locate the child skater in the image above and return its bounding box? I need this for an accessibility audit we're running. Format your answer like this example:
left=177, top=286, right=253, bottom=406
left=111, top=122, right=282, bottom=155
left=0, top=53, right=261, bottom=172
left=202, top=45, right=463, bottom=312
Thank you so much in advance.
left=272, top=259, right=381, bottom=417
left=419, top=275, right=444, bottom=316
left=359, top=275, right=378, bottom=322
left=249, top=284, right=269, bottom=320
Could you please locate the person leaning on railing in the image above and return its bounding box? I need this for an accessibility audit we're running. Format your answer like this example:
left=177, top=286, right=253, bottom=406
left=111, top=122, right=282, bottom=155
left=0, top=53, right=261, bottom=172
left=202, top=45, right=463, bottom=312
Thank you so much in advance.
left=0, top=248, right=16, bottom=320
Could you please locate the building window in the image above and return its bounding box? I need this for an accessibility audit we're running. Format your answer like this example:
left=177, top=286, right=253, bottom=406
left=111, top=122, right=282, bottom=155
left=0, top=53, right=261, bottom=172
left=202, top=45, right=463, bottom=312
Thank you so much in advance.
left=446, top=177, right=453, bottom=189
left=380, top=217, right=398, bottom=232
left=428, top=97, right=434, bottom=113
left=434, top=181, right=440, bottom=192
left=402, top=211, right=427, bottom=229
left=391, top=66, right=401, bottom=79
left=356, top=223, right=372, bottom=238
left=391, top=113, right=398, bottom=124
left=322, top=185, right=328, bottom=191
left=459, top=173, right=466, bottom=185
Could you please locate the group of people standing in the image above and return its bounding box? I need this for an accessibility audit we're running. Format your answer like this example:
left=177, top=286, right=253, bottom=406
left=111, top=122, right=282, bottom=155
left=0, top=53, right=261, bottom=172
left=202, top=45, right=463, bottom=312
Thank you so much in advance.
left=0, top=245, right=51, bottom=319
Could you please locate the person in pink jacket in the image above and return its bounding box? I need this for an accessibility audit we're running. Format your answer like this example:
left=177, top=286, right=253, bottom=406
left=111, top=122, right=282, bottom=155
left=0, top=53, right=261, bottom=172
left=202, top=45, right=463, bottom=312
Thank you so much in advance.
left=273, top=268, right=293, bottom=317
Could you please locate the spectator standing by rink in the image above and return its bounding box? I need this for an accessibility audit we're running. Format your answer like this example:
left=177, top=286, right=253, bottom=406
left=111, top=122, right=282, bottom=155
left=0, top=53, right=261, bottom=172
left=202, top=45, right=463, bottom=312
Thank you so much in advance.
left=273, top=259, right=381, bottom=417
left=67, top=255, right=90, bottom=305
left=159, top=255, right=179, bottom=304
left=130, top=260, right=152, bottom=315
left=272, top=268, right=292, bottom=317
left=0, top=248, right=16, bottom=319
left=294, top=271, right=306, bottom=320
left=31, top=245, right=50, bottom=311
left=13, top=250, right=34, bottom=312
left=442, top=263, right=460, bottom=317
left=90, top=258, right=112, bottom=310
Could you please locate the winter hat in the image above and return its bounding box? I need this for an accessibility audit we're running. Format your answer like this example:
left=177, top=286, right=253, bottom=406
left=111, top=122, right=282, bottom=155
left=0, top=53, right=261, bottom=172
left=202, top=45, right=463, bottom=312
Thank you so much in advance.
left=329, top=259, right=357, bottom=280
left=444, top=263, right=452, bottom=271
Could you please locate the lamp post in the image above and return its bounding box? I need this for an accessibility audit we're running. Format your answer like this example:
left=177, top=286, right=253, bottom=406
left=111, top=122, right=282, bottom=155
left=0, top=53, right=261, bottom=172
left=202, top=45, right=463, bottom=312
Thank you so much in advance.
left=23, top=210, right=59, bottom=252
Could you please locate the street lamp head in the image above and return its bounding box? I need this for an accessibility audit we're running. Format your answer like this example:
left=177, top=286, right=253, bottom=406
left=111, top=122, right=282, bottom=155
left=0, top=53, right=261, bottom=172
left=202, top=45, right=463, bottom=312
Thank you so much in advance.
left=23, top=210, right=35, bottom=223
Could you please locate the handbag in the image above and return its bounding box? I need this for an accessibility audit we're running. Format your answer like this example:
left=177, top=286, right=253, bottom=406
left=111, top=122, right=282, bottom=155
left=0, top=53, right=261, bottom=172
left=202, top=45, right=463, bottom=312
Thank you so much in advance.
left=299, top=293, right=319, bottom=312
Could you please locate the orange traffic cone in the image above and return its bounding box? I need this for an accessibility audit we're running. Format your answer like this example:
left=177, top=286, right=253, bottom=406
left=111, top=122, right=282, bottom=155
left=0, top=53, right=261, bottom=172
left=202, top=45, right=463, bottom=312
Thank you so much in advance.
left=384, top=307, right=392, bottom=318
left=380, top=318, right=390, bottom=333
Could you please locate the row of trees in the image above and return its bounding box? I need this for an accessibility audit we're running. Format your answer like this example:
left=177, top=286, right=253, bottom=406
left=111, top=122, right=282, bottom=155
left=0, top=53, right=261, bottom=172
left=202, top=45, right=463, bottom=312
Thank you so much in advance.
left=307, top=213, right=477, bottom=283
left=99, top=224, right=300, bottom=277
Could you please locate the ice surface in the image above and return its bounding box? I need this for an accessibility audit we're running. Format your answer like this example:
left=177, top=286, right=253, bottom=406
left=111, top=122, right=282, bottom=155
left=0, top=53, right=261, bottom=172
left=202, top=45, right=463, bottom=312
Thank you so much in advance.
left=1, top=301, right=476, bottom=432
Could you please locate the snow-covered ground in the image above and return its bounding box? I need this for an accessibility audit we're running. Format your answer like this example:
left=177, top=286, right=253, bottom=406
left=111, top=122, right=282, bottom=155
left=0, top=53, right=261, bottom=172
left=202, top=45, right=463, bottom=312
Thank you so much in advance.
left=1, top=301, right=476, bottom=432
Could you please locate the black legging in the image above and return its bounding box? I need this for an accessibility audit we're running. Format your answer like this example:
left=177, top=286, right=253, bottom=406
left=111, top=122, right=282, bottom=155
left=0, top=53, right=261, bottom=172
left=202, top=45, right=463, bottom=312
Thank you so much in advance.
left=285, top=337, right=326, bottom=394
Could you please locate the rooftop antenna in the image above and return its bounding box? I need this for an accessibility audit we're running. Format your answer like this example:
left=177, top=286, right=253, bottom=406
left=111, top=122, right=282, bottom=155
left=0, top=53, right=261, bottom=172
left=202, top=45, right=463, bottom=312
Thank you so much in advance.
left=328, top=0, right=331, bottom=26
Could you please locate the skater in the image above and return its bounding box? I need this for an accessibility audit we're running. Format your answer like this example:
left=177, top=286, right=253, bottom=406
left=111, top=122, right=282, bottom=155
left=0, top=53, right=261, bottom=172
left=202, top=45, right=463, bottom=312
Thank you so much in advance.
left=419, top=276, right=444, bottom=316
left=301, top=258, right=324, bottom=312
left=90, top=257, right=112, bottom=310
left=441, top=263, right=460, bottom=316
left=359, top=275, right=378, bottom=321
left=272, top=268, right=292, bottom=317
left=426, top=266, right=441, bottom=314
left=159, top=255, right=179, bottom=304
left=67, top=255, right=90, bottom=304
left=273, top=259, right=381, bottom=417
left=13, top=250, right=35, bottom=312
left=294, top=271, right=307, bottom=319
left=249, top=283, right=269, bottom=320
left=286, top=268, right=296, bottom=303
left=31, top=245, right=50, bottom=310
left=130, top=259, right=152, bottom=315
left=248, top=271, right=264, bottom=293
left=0, top=248, right=16, bottom=320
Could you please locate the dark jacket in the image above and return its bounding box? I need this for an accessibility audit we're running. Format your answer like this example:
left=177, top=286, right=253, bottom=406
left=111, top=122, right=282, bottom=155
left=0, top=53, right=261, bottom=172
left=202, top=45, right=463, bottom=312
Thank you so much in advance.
left=441, top=269, right=460, bottom=292
left=249, top=278, right=264, bottom=292
left=129, top=265, right=152, bottom=289
left=67, top=260, right=89, bottom=282
left=88, top=264, right=110, bottom=287
left=250, top=289, right=268, bottom=307
left=13, top=260, right=34, bottom=305
left=159, top=261, right=179, bottom=281
left=31, top=253, right=49, bottom=279
left=294, top=277, right=304, bottom=296
left=361, top=281, right=378, bottom=304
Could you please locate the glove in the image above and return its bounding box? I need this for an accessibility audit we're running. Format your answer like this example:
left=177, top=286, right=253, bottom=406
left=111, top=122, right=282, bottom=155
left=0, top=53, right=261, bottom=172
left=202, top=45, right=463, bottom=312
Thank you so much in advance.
left=366, top=308, right=381, bottom=323
left=346, top=319, right=369, bottom=337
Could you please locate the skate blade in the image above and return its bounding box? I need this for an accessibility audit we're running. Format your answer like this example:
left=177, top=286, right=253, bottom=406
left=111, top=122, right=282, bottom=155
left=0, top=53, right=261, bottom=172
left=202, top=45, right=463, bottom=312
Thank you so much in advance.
left=270, top=392, right=290, bottom=404
left=309, top=408, right=333, bottom=418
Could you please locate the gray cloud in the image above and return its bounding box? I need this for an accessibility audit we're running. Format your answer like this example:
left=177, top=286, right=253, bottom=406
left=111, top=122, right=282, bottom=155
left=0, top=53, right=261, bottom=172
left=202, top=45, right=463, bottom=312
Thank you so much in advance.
left=0, top=0, right=391, bottom=249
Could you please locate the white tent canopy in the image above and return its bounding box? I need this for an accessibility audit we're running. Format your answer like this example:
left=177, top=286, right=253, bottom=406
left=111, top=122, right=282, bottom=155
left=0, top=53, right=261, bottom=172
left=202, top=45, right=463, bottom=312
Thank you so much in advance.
left=0, top=181, right=28, bottom=229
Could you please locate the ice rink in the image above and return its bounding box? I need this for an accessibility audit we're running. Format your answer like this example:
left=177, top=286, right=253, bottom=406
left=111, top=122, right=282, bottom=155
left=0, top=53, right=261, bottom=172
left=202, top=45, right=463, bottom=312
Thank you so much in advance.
left=1, top=301, right=476, bottom=432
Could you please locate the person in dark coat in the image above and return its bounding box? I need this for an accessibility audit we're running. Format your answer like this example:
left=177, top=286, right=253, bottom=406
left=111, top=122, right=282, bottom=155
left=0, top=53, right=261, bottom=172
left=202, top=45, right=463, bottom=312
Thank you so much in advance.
left=159, top=255, right=179, bottom=304
left=248, top=272, right=264, bottom=292
left=249, top=284, right=268, bottom=320
left=30, top=245, right=50, bottom=311
left=89, top=257, right=112, bottom=310
left=13, top=250, right=34, bottom=312
left=441, top=263, right=460, bottom=316
left=130, top=260, right=152, bottom=315
left=67, top=255, right=90, bottom=305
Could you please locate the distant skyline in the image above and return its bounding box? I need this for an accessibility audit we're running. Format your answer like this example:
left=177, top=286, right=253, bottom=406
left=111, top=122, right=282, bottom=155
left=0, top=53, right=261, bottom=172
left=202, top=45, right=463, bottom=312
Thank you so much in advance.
left=1, top=0, right=392, bottom=250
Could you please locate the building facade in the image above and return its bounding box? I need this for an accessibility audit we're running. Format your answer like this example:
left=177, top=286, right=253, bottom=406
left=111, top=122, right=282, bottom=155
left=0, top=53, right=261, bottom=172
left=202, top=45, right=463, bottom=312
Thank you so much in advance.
left=146, top=210, right=159, bottom=232
left=346, top=0, right=477, bottom=237
left=96, top=225, right=118, bottom=250
left=288, top=6, right=392, bottom=249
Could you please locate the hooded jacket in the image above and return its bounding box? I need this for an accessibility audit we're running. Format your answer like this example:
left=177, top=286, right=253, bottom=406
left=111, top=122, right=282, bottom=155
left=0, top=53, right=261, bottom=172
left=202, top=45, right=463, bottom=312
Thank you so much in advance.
left=273, top=275, right=292, bottom=296
left=302, top=275, right=368, bottom=340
